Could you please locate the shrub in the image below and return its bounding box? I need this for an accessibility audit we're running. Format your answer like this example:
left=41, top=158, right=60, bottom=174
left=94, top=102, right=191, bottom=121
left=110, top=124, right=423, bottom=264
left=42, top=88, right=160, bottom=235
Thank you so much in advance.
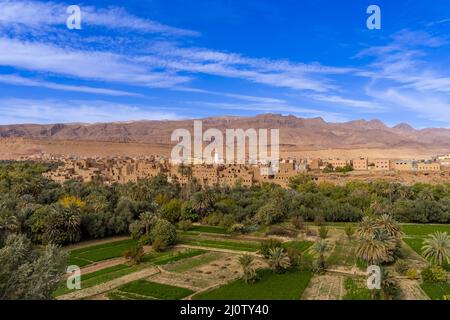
left=421, top=266, right=448, bottom=283
left=298, top=253, right=314, bottom=272
left=138, top=234, right=152, bottom=246
left=178, top=220, right=192, bottom=231
left=314, top=215, right=325, bottom=226
left=150, top=219, right=177, bottom=246
left=152, top=238, right=167, bottom=252
left=291, top=216, right=304, bottom=230
left=319, top=226, right=328, bottom=239
left=266, top=225, right=298, bottom=238
left=229, top=223, right=246, bottom=234
left=406, top=268, right=419, bottom=280
left=286, top=247, right=300, bottom=268
left=394, top=260, right=409, bottom=275
left=123, top=245, right=144, bottom=265
left=260, top=239, right=283, bottom=259
left=344, top=224, right=355, bottom=240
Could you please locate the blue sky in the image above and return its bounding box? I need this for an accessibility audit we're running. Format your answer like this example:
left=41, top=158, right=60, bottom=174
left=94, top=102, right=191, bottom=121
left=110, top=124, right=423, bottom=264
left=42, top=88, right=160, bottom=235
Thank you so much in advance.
left=0, top=0, right=449, bottom=128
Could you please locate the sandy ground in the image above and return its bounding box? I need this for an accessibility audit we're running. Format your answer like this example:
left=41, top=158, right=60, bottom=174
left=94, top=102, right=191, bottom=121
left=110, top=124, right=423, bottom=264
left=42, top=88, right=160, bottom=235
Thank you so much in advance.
left=302, top=274, right=345, bottom=300
left=1, top=137, right=446, bottom=160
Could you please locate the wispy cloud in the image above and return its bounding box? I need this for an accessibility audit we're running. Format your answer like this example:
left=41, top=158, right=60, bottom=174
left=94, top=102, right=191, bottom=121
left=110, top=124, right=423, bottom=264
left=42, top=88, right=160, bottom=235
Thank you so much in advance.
left=0, top=37, right=191, bottom=88
left=0, top=0, right=198, bottom=36
left=0, top=74, right=141, bottom=96
left=0, top=98, right=179, bottom=124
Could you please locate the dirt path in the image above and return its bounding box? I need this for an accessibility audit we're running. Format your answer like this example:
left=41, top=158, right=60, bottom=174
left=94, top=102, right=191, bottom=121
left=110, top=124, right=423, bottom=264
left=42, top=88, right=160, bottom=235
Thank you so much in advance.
left=57, top=267, right=160, bottom=300
left=64, top=236, right=130, bottom=251
left=397, top=279, right=430, bottom=300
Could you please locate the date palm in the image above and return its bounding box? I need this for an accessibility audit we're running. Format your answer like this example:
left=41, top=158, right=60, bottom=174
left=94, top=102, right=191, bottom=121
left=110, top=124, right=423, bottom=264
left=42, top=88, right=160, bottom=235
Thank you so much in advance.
left=267, top=247, right=290, bottom=273
left=422, top=232, right=450, bottom=266
left=377, top=214, right=402, bottom=239
left=356, top=216, right=378, bottom=238
left=238, top=255, right=257, bottom=284
left=356, top=237, right=388, bottom=265
left=311, top=240, right=328, bottom=271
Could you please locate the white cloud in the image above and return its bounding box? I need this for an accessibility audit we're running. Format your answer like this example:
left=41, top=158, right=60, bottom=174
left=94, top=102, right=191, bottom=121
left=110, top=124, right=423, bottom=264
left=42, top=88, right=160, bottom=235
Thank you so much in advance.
left=0, top=0, right=198, bottom=36
left=0, top=98, right=179, bottom=124
left=0, top=37, right=191, bottom=88
left=0, top=74, right=141, bottom=96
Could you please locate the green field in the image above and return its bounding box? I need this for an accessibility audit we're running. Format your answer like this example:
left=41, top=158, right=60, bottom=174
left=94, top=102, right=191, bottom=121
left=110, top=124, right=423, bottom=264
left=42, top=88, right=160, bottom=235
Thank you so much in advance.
left=53, top=264, right=144, bottom=297
left=402, top=224, right=450, bottom=237
left=143, top=249, right=206, bottom=265
left=327, top=240, right=358, bottom=267
left=115, top=280, right=194, bottom=300
left=68, top=239, right=138, bottom=267
left=179, top=236, right=260, bottom=252
left=343, top=277, right=373, bottom=300
left=193, top=269, right=312, bottom=300
left=165, top=252, right=222, bottom=273
left=421, top=282, right=450, bottom=300
left=283, top=241, right=313, bottom=252
left=189, top=225, right=229, bottom=234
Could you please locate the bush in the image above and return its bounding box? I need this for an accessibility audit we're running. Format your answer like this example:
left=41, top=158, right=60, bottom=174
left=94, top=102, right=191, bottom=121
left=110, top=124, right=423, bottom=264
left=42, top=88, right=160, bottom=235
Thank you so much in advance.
left=150, top=219, right=177, bottom=246
left=266, top=225, right=298, bottom=238
left=178, top=220, right=192, bottom=231
left=286, top=247, right=300, bottom=268
left=152, top=238, right=167, bottom=252
left=229, top=223, right=246, bottom=234
left=421, top=266, right=448, bottom=283
left=123, top=245, right=144, bottom=265
left=406, top=268, right=419, bottom=280
left=394, top=260, right=410, bottom=275
left=344, top=224, right=355, bottom=240
left=298, top=253, right=314, bottom=272
left=314, top=215, right=325, bottom=226
left=318, top=226, right=328, bottom=239
left=291, top=216, right=304, bottom=230
left=260, top=239, right=283, bottom=259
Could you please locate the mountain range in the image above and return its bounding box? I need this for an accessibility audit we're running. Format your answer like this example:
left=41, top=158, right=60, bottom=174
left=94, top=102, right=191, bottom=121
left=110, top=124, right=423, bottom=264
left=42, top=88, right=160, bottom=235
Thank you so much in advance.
left=0, top=114, right=449, bottom=151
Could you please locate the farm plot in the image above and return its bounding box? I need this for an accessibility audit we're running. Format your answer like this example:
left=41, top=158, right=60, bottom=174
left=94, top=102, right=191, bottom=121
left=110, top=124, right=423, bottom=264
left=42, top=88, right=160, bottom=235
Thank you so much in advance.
left=179, top=235, right=260, bottom=252
left=421, top=282, right=450, bottom=300
left=68, top=239, right=138, bottom=267
left=403, top=224, right=450, bottom=271
left=193, top=269, right=312, bottom=300
left=302, top=274, right=345, bottom=300
left=53, top=264, right=144, bottom=297
left=109, top=280, right=194, bottom=300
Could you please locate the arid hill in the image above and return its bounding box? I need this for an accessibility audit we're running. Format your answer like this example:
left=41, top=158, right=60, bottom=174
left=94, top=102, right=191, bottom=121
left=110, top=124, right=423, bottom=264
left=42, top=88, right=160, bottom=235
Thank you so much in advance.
left=0, top=114, right=449, bottom=150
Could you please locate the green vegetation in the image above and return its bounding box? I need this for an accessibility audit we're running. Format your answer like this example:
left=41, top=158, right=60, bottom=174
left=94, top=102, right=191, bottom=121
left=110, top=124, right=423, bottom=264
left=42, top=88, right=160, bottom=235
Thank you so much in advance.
left=194, top=269, right=312, bottom=300
left=179, top=236, right=259, bottom=252
left=53, top=264, right=143, bottom=297
left=343, top=277, right=372, bottom=300
left=68, top=239, right=138, bottom=266
left=165, top=252, right=220, bottom=273
left=421, top=282, right=450, bottom=300
left=282, top=241, right=313, bottom=252
left=402, top=224, right=450, bottom=237
left=327, top=240, right=358, bottom=267
left=189, top=225, right=229, bottom=234
left=117, top=280, right=193, bottom=300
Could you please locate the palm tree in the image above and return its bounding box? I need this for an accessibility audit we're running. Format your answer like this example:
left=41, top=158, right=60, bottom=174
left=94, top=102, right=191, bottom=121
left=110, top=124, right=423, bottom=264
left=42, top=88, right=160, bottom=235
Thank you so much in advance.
left=267, top=247, right=290, bottom=273
left=178, top=163, right=192, bottom=200
left=0, top=212, right=18, bottom=242
left=377, top=214, right=402, bottom=239
left=311, top=240, right=328, bottom=271
left=422, top=232, right=450, bottom=266
left=238, top=255, right=257, bottom=284
left=356, top=216, right=378, bottom=238
left=356, top=237, right=388, bottom=265
left=139, top=212, right=156, bottom=236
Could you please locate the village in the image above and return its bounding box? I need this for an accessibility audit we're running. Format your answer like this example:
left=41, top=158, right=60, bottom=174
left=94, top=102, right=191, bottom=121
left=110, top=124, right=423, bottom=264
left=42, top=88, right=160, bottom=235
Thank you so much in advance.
left=34, top=152, right=450, bottom=188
